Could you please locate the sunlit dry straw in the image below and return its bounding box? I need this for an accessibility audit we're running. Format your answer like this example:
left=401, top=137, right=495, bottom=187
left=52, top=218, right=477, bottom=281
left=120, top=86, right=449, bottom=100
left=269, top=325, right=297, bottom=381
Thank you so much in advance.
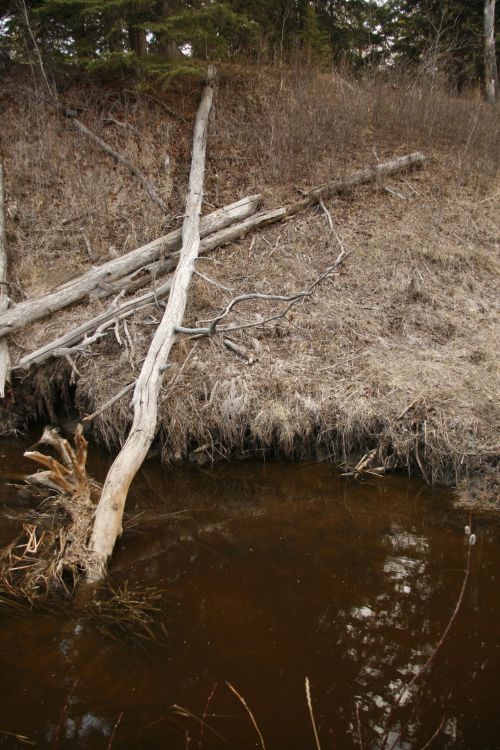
left=226, top=681, right=266, bottom=750
left=305, top=677, right=322, bottom=750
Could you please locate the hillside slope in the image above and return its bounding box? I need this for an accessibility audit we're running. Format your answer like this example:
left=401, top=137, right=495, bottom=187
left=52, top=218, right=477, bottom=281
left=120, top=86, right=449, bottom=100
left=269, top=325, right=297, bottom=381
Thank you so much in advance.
left=0, top=67, right=498, bottom=507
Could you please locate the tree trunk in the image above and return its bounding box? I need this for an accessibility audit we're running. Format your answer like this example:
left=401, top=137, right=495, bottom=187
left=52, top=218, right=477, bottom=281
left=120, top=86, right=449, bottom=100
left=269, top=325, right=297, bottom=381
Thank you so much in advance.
left=87, top=71, right=216, bottom=581
left=0, top=194, right=261, bottom=339
left=129, top=26, right=147, bottom=58
left=484, top=0, right=498, bottom=105
left=0, top=163, right=10, bottom=398
left=157, top=0, right=182, bottom=59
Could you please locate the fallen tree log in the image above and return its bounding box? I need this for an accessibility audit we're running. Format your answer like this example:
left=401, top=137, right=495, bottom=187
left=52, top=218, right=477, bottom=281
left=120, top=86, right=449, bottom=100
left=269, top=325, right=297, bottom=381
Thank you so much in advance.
left=0, top=163, right=10, bottom=397
left=0, top=194, right=262, bottom=339
left=87, top=69, right=216, bottom=581
left=13, top=152, right=425, bottom=372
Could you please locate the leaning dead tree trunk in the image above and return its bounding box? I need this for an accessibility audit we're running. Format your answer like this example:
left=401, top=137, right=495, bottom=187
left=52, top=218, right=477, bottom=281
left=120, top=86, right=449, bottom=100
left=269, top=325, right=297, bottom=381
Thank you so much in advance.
left=13, top=152, right=425, bottom=371
left=87, top=69, right=216, bottom=581
left=0, top=163, right=10, bottom=398
left=484, top=0, right=498, bottom=105
left=0, top=194, right=261, bottom=339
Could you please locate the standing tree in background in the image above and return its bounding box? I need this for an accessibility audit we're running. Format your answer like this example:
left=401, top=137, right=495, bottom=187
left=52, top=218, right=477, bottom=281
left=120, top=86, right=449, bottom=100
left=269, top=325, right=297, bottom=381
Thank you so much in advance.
left=484, top=0, right=498, bottom=102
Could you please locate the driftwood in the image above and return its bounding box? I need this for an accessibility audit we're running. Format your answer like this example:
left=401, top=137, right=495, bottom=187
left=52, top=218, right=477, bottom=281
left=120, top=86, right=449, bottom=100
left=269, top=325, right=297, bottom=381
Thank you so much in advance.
left=13, top=152, right=425, bottom=372
left=0, top=163, right=10, bottom=397
left=87, top=70, right=216, bottom=581
left=0, top=194, right=261, bottom=340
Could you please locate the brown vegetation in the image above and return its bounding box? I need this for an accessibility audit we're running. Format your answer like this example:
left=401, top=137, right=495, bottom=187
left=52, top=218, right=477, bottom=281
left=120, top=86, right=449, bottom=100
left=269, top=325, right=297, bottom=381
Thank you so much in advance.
left=0, top=64, right=498, bottom=508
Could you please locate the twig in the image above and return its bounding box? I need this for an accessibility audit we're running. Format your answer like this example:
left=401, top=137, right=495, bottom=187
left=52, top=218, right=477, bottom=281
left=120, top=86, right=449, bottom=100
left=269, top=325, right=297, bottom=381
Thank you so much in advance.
left=305, top=677, right=322, bottom=750
left=416, top=714, right=446, bottom=750
left=319, top=198, right=347, bottom=258
left=82, top=381, right=135, bottom=423
left=124, top=90, right=188, bottom=124
left=318, top=348, right=371, bottom=372
left=106, top=712, right=123, bottom=750
left=161, top=342, right=199, bottom=400
left=198, top=683, right=218, bottom=750
left=355, top=703, right=363, bottom=750
left=70, top=117, right=169, bottom=215
left=52, top=679, right=78, bottom=750
left=194, top=269, right=234, bottom=293
left=384, top=185, right=407, bottom=200
left=20, top=0, right=57, bottom=101
left=104, top=115, right=141, bottom=136
left=223, top=338, right=255, bottom=363
left=226, top=681, right=266, bottom=750
left=382, top=533, right=474, bottom=750
left=0, top=162, right=11, bottom=397
left=176, top=250, right=352, bottom=338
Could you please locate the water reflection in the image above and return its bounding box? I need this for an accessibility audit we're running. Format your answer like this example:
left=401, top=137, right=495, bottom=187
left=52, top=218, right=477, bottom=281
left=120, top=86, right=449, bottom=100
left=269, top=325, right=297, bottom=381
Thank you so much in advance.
left=0, top=444, right=499, bottom=749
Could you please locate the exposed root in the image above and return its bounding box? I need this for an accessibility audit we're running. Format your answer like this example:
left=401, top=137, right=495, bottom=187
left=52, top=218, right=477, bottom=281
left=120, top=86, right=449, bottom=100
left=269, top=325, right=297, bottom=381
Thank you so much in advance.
left=0, top=425, right=99, bottom=599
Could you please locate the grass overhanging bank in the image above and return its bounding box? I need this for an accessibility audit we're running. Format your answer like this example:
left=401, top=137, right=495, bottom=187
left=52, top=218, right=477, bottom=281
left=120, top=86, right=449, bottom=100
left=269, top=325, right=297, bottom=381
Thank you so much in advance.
left=0, top=64, right=498, bottom=510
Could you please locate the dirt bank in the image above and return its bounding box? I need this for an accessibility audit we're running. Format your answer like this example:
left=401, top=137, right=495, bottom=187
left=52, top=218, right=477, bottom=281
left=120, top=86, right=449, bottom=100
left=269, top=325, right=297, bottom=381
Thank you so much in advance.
left=0, top=67, right=498, bottom=508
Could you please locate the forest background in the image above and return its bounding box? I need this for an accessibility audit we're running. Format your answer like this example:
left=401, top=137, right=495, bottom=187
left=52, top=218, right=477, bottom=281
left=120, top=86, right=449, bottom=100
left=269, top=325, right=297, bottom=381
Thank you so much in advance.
left=0, top=0, right=497, bottom=97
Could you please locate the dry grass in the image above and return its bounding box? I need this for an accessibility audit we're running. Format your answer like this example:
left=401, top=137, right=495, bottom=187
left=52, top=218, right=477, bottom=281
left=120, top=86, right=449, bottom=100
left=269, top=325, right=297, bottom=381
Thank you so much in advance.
left=0, top=63, right=498, bottom=508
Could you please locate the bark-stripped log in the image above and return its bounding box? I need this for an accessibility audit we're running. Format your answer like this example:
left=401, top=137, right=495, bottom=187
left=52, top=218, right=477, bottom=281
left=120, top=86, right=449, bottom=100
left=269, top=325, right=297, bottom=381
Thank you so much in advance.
left=0, top=194, right=261, bottom=339
left=87, top=71, right=216, bottom=581
left=0, top=164, right=10, bottom=397
left=14, top=152, right=426, bottom=372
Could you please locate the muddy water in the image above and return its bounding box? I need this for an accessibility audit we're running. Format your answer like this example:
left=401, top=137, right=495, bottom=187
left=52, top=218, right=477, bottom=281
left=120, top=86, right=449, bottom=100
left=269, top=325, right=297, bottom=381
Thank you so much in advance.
left=1, top=439, right=499, bottom=749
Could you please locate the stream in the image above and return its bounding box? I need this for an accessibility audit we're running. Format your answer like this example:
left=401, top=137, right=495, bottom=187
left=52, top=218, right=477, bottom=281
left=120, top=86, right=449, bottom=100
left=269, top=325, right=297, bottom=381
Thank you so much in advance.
left=0, top=437, right=499, bottom=749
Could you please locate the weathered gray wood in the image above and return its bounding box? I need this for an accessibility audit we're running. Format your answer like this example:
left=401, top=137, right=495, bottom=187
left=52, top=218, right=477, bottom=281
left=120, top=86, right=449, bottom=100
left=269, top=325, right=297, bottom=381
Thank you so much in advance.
left=0, top=163, right=10, bottom=397
left=484, top=0, right=498, bottom=105
left=0, top=194, right=262, bottom=339
left=87, top=71, right=216, bottom=580
left=14, top=152, right=426, bottom=372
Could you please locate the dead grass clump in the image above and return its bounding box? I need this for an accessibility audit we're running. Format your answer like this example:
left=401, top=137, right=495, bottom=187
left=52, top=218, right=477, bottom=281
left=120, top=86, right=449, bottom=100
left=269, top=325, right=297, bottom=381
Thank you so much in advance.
left=211, top=63, right=499, bottom=202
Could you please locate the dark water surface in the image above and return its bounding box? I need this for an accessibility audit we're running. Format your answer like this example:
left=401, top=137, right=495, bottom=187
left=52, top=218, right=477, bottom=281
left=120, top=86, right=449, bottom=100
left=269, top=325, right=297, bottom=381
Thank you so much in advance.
left=0, top=438, right=499, bottom=749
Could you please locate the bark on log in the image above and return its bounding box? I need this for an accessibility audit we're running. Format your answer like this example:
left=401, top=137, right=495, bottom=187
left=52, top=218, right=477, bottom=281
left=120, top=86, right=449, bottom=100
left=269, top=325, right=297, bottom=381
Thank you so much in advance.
left=0, top=194, right=261, bottom=340
left=484, top=0, right=498, bottom=105
left=0, top=163, right=10, bottom=398
left=14, top=152, right=426, bottom=372
left=87, top=72, right=216, bottom=581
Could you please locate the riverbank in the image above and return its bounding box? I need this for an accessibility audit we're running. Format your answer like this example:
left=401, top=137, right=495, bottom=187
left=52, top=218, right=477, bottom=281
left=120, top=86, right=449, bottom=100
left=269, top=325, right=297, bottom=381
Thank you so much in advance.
left=0, top=66, right=498, bottom=508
